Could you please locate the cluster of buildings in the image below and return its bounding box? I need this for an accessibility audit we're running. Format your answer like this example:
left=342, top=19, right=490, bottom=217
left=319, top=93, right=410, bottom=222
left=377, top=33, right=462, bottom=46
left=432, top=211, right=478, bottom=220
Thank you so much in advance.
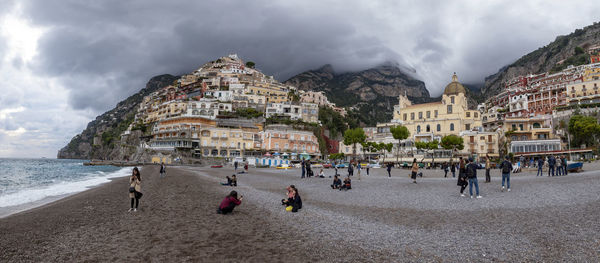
left=130, top=54, right=343, bottom=160
left=339, top=73, right=499, bottom=163
left=478, top=53, right=600, bottom=160
left=339, top=59, right=600, bottom=163
left=127, top=50, right=600, bottom=164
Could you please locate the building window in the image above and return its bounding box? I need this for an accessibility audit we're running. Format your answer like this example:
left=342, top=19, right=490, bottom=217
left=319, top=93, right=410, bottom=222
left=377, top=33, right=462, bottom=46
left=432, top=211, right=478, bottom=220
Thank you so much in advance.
left=426, top=125, right=430, bottom=132
left=418, top=112, right=423, bottom=119
left=474, top=112, right=478, bottom=118
left=403, top=113, right=407, bottom=121
left=450, top=123, right=454, bottom=131
left=519, top=124, right=524, bottom=131
left=434, top=110, right=438, bottom=117
left=411, top=112, right=415, bottom=120
left=511, top=124, right=516, bottom=131
left=451, top=96, right=455, bottom=104
left=466, top=112, right=470, bottom=118
left=417, top=125, right=421, bottom=133
left=447, top=105, right=452, bottom=114
left=426, top=111, right=430, bottom=118
left=437, top=124, right=441, bottom=131
left=465, top=124, right=471, bottom=130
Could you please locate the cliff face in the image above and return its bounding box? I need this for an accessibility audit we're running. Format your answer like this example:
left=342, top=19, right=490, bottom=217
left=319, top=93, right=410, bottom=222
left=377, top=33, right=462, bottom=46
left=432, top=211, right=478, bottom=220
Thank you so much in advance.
left=483, top=22, right=600, bottom=97
left=57, top=74, right=179, bottom=160
left=285, top=63, right=432, bottom=126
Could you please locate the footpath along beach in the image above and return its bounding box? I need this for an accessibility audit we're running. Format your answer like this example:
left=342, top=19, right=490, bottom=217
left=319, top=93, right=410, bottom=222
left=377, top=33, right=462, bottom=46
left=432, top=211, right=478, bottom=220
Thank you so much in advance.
left=2, top=164, right=600, bottom=262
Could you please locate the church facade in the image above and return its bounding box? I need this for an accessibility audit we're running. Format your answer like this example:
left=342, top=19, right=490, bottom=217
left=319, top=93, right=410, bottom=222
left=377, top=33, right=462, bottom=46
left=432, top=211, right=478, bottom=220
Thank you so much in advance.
left=391, top=73, right=482, bottom=142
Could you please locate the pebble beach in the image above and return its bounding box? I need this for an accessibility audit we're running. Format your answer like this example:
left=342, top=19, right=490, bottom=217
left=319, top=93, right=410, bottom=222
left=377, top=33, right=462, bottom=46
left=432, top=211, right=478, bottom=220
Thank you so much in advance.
left=2, top=164, right=600, bottom=262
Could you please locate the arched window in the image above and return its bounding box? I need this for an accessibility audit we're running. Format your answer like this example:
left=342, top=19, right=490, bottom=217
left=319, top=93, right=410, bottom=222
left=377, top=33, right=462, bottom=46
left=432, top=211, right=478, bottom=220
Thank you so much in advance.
left=426, top=125, right=430, bottom=132
left=417, top=125, right=421, bottom=133
left=533, top=123, right=541, bottom=128
left=437, top=124, right=441, bottom=132
left=450, top=123, right=454, bottom=131
left=521, top=135, right=527, bottom=141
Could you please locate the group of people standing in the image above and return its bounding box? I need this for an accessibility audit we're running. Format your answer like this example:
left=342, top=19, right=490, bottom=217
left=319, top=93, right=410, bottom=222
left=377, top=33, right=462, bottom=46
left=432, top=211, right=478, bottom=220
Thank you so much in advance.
left=536, top=155, right=568, bottom=177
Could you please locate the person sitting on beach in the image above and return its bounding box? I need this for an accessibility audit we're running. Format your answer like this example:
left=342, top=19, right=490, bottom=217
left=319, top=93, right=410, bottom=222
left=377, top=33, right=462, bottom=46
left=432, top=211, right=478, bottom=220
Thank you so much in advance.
left=217, top=190, right=243, bottom=214
left=339, top=176, right=352, bottom=191
left=331, top=175, right=342, bottom=189
left=221, top=175, right=237, bottom=186
left=318, top=169, right=325, bottom=178
left=128, top=167, right=142, bottom=212
left=281, top=185, right=302, bottom=212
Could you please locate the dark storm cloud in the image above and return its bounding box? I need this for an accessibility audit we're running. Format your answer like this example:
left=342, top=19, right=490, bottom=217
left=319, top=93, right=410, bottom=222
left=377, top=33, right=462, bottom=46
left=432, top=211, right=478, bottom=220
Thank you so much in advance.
left=23, top=0, right=399, bottom=112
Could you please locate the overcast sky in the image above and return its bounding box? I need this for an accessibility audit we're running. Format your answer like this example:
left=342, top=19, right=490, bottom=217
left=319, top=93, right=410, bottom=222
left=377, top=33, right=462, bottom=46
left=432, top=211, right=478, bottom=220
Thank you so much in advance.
left=1, top=0, right=599, bottom=158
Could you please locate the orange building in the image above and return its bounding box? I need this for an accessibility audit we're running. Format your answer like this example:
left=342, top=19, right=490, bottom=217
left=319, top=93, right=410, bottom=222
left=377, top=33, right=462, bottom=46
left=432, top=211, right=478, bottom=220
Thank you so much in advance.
left=259, top=125, right=320, bottom=155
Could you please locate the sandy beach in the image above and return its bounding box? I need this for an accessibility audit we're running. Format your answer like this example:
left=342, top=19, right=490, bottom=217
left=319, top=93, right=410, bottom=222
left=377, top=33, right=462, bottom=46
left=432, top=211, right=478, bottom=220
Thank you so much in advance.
left=2, top=164, right=600, bottom=262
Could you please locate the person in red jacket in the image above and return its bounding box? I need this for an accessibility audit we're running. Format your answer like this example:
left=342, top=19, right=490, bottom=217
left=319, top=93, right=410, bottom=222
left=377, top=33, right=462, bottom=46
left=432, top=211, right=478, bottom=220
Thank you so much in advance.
left=217, top=190, right=243, bottom=214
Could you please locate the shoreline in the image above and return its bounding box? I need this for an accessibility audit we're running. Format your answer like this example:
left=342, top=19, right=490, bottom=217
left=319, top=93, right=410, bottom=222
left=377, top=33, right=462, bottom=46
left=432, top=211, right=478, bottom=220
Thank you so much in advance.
left=0, top=166, right=135, bottom=219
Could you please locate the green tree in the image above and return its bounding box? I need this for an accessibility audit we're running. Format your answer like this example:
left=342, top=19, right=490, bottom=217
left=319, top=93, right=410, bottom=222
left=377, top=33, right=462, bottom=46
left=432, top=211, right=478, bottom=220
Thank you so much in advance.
left=390, top=125, right=410, bottom=163
left=568, top=115, right=600, bottom=147
left=329, top=153, right=345, bottom=160
left=378, top=142, right=393, bottom=163
left=441, top=135, right=464, bottom=158
left=245, top=61, right=255, bottom=68
left=343, top=128, right=366, bottom=163
left=416, top=140, right=439, bottom=164
left=575, top=46, right=584, bottom=55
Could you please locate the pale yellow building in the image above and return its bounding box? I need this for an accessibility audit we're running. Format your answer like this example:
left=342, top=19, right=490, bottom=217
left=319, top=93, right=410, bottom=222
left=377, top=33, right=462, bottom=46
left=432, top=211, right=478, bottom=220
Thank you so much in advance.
left=460, top=130, right=499, bottom=159
left=145, top=100, right=188, bottom=124
left=566, top=79, right=600, bottom=105
left=391, top=73, right=481, bottom=142
left=246, top=85, right=289, bottom=103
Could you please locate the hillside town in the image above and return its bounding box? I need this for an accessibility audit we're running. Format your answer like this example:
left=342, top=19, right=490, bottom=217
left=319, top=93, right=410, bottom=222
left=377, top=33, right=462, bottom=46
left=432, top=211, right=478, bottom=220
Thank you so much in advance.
left=127, top=51, right=600, bottom=166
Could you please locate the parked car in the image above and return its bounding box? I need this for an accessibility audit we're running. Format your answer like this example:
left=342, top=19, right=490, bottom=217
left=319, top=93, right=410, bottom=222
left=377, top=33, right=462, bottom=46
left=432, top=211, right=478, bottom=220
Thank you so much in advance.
left=276, top=164, right=291, bottom=169
left=368, top=163, right=381, bottom=169
left=312, top=163, right=323, bottom=169
left=336, top=163, right=348, bottom=168
left=322, top=163, right=333, bottom=168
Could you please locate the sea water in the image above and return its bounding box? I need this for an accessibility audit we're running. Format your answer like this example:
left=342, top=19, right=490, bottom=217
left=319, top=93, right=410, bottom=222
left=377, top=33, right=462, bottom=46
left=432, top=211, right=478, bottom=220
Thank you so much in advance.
left=0, top=158, right=132, bottom=214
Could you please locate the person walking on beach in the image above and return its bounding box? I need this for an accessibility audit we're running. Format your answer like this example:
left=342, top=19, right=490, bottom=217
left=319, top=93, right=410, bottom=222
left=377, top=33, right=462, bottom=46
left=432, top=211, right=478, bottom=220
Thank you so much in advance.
left=301, top=159, right=306, bottom=178
left=443, top=162, right=449, bottom=178
left=411, top=158, right=418, bottom=184
left=556, top=156, right=563, bottom=176
left=217, top=190, right=243, bottom=214
left=348, top=162, right=354, bottom=177
left=458, top=157, right=465, bottom=179
left=128, top=167, right=142, bottom=212
left=548, top=155, right=556, bottom=177
left=562, top=156, right=568, bottom=176
left=366, top=164, right=370, bottom=176
left=537, top=157, right=544, bottom=176
left=387, top=163, right=393, bottom=177
left=450, top=160, right=456, bottom=178
left=244, top=162, right=248, bottom=173
left=457, top=163, right=468, bottom=197
left=499, top=156, right=512, bottom=192
left=485, top=155, right=491, bottom=183
left=334, top=161, right=339, bottom=176
left=234, top=160, right=238, bottom=171
left=159, top=162, right=166, bottom=178
left=466, top=157, right=481, bottom=198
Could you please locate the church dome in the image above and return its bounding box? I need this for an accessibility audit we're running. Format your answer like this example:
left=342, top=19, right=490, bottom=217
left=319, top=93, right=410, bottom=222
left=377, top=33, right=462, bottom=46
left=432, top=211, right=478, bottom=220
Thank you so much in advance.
left=443, top=73, right=466, bottom=95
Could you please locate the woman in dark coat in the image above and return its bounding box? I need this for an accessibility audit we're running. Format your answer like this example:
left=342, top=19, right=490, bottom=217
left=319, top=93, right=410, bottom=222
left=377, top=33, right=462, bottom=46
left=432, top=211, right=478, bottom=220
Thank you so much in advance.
left=457, top=158, right=468, bottom=196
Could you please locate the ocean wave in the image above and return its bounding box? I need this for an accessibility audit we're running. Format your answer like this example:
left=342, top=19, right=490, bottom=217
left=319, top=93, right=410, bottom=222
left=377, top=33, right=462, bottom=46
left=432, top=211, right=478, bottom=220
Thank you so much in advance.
left=0, top=167, right=131, bottom=208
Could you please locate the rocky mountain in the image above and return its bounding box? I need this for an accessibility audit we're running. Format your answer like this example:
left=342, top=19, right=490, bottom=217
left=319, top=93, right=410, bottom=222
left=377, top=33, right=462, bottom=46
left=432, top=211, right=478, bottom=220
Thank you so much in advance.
left=57, top=74, right=179, bottom=159
left=285, top=63, right=432, bottom=126
left=483, top=22, right=600, bottom=97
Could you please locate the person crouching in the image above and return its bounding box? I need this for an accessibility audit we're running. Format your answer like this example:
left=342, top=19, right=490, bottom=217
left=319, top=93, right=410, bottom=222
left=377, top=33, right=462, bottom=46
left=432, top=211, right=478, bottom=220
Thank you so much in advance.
left=339, top=176, right=352, bottom=191
left=217, top=191, right=243, bottom=214
left=331, top=175, right=342, bottom=189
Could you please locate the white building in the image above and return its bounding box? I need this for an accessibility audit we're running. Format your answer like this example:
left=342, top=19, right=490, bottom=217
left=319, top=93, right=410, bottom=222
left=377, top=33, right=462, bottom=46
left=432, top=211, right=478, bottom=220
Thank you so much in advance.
left=184, top=99, right=232, bottom=119
left=265, top=103, right=302, bottom=120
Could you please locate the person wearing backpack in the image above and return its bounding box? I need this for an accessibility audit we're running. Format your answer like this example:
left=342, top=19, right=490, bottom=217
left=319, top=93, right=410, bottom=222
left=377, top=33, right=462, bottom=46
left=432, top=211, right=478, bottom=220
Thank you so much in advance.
left=466, top=157, right=481, bottom=198
left=499, top=156, right=513, bottom=192
left=536, top=157, right=544, bottom=176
